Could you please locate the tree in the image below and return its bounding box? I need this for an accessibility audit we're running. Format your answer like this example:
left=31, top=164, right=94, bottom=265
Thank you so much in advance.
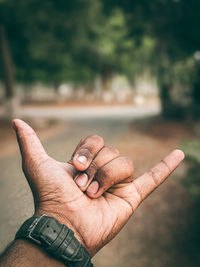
left=102, top=0, right=200, bottom=118
left=0, top=26, right=17, bottom=117
left=0, top=0, right=105, bottom=109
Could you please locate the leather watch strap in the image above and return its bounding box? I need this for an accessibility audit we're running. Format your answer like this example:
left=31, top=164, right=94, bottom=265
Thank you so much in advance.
left=15, top=215, right=93, bottom=267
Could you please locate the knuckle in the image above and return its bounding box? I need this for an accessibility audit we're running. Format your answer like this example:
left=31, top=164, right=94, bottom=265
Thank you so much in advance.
left=123, top=157, right=134, bottom=176
left=96, top=167, right=109, bottom=183
left=147, top=169, right=159, bottom=186
left=161, top=159, right=171, bottom=172
left=98, top=169, right=115, bottom=188
left=86, top=135, right=104, bottom=146
left=104, top=146, right=120, bottom=156
left=89, top=160, right=99, bottom=171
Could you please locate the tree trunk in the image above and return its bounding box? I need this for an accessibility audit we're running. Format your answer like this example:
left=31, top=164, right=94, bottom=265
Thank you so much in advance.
left=0, top=26, right=18, bottom=118
left=102, top=72, right=111, bottom=91
left=160, top=82, right=172, bottom=118
left=160, top=81, right=185, bottom=119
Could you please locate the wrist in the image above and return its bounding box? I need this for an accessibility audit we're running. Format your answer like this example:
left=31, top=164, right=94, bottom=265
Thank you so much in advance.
left=34, top=209, right=91, bottom=255
left=15, top=214, right=93, bottom=267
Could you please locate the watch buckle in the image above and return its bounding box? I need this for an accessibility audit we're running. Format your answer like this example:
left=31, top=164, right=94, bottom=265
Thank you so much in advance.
left=28, top=214, right=47, bottom=245
left=28, top=232, right=41, bottom=245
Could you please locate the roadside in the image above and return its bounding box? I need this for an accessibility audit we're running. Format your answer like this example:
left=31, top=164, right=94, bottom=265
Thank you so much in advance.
left=0, top=113, right=197, bottom=267
left=94, top=116, right=196, bottom=267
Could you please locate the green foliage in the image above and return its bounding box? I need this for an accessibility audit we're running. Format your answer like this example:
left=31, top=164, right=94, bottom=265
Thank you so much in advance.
left=0, top=1, right=156, bottom=88
left=179, top=128, right=200, bottom=264
left=1, top=0, right=200, bottom=117
left=103, top=0, right=200, bottom=60
left=101, top=0, right=200, bottom=118
left=0, top=0, right=105, bottom=84
left=172, top=58, right=196, bottom=87
left=181, top=125, right=200, bottom=200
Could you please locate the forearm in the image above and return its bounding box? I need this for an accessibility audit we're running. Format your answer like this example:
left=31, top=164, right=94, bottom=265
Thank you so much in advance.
left=0, top=239, right=65, bottom=267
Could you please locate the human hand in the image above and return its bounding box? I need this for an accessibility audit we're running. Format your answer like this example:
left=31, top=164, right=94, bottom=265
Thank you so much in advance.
left=12, top=119, right=184, bottom=257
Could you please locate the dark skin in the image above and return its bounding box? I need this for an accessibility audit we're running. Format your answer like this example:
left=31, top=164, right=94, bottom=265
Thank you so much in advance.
left=0, top=119, right=184, bottom=266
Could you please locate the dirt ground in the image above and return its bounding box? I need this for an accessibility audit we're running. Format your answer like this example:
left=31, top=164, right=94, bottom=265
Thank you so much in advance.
left=0, top=115, right=198, bottom=267
left=0, top=118, right=65, bottom=159
left=94, top=117, right=197, bottom=267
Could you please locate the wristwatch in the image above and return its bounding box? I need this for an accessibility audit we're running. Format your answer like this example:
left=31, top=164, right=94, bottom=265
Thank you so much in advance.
left=15, top=214, right=93, bottom=267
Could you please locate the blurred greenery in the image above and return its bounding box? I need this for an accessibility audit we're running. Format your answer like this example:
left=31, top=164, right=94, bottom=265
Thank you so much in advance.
left=0, top=0, right=200, bottom=118
left=103, top=0, right=200, bottom=118
left=178, top=128, right=200, bottom=264
left=181, top=125, right=200, bottom=200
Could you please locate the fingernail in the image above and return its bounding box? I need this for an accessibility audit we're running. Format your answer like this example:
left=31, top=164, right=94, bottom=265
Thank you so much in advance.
left=87, top=181, right=99, bottom=195
left=75, top=173, right=88, bottom=187
left=77, top=155, right=87, bottom=164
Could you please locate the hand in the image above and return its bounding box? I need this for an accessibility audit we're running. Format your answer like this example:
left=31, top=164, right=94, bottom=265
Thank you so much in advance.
left=12, top=119, right=184, bottom=257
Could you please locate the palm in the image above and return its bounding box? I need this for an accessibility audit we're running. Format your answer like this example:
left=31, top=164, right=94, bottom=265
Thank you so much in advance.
left=30, top=157, right=134, bottom=256
left=13, top=119, right=184, bottom=257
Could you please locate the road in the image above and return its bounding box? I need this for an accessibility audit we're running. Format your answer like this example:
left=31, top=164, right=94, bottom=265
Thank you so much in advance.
left=18, top=104, right=160, bottom=120
left=0, top=105, right=163, bottom=265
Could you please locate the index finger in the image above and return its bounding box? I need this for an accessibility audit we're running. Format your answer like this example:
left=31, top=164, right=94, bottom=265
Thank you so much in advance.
left=72, top=135, right=104, bottom=171
left=132, top=149, right=185, bottom=205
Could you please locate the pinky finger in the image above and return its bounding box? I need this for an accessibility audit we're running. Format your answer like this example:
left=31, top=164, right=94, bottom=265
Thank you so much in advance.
left=132, top=149, right=185, bottom=206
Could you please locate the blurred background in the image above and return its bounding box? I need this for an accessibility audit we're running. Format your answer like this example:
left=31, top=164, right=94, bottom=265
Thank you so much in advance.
left=0, top=0, right=200, bottom=266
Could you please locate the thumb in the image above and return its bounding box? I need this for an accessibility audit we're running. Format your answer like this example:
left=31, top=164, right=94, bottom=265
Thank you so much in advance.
left=12, top=119, right=47, bottom=163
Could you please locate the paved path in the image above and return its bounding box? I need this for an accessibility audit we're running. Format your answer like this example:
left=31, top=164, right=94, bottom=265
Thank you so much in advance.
left=0, top=105, right=162, bottom=265
left=0, top=104, right=160, bottom=120
left=18, top=105, right=160, bottom=120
